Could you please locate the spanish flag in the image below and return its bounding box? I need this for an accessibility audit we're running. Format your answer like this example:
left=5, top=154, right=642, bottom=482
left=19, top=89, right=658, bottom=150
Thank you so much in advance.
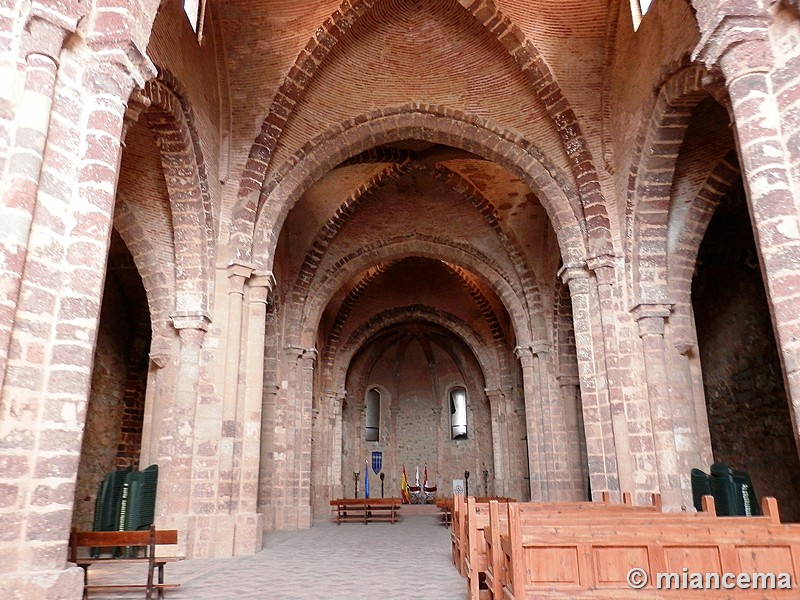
left=400, top=465, right=410, bottom=504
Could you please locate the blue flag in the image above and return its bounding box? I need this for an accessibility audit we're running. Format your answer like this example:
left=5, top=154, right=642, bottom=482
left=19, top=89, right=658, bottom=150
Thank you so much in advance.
left=365, top=460, right=370, bottom=498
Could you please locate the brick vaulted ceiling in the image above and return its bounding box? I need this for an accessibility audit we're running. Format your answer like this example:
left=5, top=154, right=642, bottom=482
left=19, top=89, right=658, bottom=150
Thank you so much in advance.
left=215, top=0, right=609, bottom=361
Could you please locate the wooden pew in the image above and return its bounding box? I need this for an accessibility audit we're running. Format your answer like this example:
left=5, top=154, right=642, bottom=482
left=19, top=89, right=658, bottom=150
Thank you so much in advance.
left=452, top=496, right=515, bottom=577
left=498, top=496, right=800, bottom=599
left=329, top=497, right=402, bottom=524
left=436, top=497, right=454, bottom=527
left=69, top=525, right=183, bottom=600
left=480, top=494, right=661, bottom=600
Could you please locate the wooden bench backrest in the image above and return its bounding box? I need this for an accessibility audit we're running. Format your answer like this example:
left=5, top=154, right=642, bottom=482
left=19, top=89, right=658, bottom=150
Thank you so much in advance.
left=70, top=528, right=178, bottom=548
left=505, top=496, right=798, bottom=595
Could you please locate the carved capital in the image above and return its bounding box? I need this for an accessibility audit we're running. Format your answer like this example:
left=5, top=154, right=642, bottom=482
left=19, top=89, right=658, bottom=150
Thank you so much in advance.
left=632, top=303, right=672, bottom=338
left=171, top=310, right=212, bottom=332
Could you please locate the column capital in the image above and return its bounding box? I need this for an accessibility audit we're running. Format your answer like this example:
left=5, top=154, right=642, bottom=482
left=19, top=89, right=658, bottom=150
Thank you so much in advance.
left=171, top=310, right=212, bottom=332
left=558, top=261, right=591, bottom=291
left=227, top=262, right=254, bottom=295
left=586, top=253, right=616, bottom=286
left=530, top=340, right=551, bottom=356
left=514, top=345, right=534, bottom=368
left=632, top=303, right=672, bottom=337
left=248, top=273, right=275, bottom=305
left=25, top=1, right=85, bottom=60
left=692, top=8, right=770, bottom=74
left=122, top=89, right=152, bottom=142
left=284, top=345, right=317, bottom=366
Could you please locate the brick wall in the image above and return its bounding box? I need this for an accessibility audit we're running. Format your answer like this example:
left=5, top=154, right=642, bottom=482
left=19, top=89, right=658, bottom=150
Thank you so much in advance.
left=693, top=182, right=800, bottom=522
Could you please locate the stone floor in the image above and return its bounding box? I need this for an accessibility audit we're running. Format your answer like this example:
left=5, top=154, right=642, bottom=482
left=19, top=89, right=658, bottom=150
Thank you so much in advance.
left=82, top=512, right=467, bottom=600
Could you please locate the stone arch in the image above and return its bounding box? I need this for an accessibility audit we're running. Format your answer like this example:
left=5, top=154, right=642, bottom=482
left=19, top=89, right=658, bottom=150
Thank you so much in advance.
left=236, top=0, right=612, bottom=253
left=666, top=151, right=741, bottom=347
left=288, top=159, right=544, bottom=329
left=626, top=63, right=726, bottom=306
left=296, top=234, right=536, bottom=349
left=331, top=305, right=504, bottom=394
left=231, top=105, right=587, bottom=271
left=137, top=70, right=216, bottom=317
left=112, top=201, right=175, bottom=365
left=320, top=260, right=511, bottom=380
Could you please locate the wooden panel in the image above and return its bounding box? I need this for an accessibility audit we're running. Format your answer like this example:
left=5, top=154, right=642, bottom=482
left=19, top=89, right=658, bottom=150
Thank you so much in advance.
left=663, top=545, right=722, bottom=573
left=736, top=545, right=795, bottom=574
left=592, top=546, right=649, bottom=585
left=525, top=546, right=580, bottom=583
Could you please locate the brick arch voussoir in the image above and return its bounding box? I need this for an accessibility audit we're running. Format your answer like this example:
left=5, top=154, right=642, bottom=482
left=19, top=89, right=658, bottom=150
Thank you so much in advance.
left=113, top=201, right=176, bottom=362
left=426, top=163, right=547, bottom=329
left=295, top=234, right=532, bottom=350
left=626, top=62, right=721, bottom=306
left=290, top=161, right=412, bottom=304
left=234, top=106, right=587, bottom=271
left=667, top=151, right=741, bottom=346
left=140, top=71, right=215, bottom=314
left=233, top=0, right=611, bottom=257
left=455, top=0, right=611, bottom=255
left=329, top=305, right=504, bottom=394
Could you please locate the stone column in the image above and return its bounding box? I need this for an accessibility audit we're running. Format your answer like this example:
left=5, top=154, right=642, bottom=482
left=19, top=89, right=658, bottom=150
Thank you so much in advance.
left=0, top=13, right=72, bottom=390
left=0, top=39, right=154, bottom=597
left=633, top=304, right=684, bottom=509
left=587, top=256, right=637, bottom=497
left=514, top=345, right=545, bottom=500
left=694, top=6, right=800, bottom=461
left=485, top=388, right=510, bottom=496
left=559, top=263, right=620, bottom=499
left=157, top=313, right=209, bottom=556
left=219, top=263, right=253, bottom=515
left=330, top=391, right=346, bottom=501
left=232, top=274, right=271, bottom=554
left=558, top=375, right=587, bottom=500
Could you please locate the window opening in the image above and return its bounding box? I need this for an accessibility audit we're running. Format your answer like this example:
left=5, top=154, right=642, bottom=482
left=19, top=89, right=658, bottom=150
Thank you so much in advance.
left=183, top=0, right=207, bottom=43
left=630, top=0, right=653, bottom=31
left=365, top=388, right=380, bottom=442
left=450, top=387, right=468, bottom=440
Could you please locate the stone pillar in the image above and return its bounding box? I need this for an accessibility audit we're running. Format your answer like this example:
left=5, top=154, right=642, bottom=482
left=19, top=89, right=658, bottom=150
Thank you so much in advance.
left=558, top=375, right=588, bottom=500
left=258, top=383, right=280, bottom=530
left=587, top=256, right=637, bottom=497
left=559, top=263, right=620, bottom=499
left=220, top=263, right=253, bottom=515
left=232, top=274, right=271, bottom=554
left=330, top=391, right=346, bottom=501
left=0, top=13, right=72, bottom=390
left=694, top=6, right=800, bottom=462
left=157, top=314, right=209, bottom=556
left=514, top=345, right=545, bottom=500
left=634, top=304, right=684, bottom=509
left=485, top=388, right=510, bottom=496
left=0, top=37, right=154, bottom=597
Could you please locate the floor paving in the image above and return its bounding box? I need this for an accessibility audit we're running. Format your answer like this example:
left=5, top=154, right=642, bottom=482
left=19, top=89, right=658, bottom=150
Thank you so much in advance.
left=83, top=513, right=468, bottom=600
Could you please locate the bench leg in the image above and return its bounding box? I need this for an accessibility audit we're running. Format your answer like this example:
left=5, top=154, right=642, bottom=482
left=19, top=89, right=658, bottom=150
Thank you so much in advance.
left=81, top=566, right=89, bottom=600
left=158, top=564, right=165, bottom=600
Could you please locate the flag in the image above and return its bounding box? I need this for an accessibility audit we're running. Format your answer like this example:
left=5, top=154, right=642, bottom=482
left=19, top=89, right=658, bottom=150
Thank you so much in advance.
left=423, top=465, right=428, bottom=489
left=401, top=466, right=410, bottom=504
left=365, top=460, right=370, bottom=498
left=415, top=465, right=420, bottom=488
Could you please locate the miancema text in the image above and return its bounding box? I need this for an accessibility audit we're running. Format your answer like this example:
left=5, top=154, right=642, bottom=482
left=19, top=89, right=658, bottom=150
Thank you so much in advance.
left=657, top=569, right=792, bottom=590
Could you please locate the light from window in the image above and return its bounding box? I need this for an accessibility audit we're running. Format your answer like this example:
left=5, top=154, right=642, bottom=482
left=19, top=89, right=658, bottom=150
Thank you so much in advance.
left=184, top=0, right=200, bottom=32
left=450, top=387, right=468, bottom=440
left=630, top=0, right=653, bottom=30
left=365, top=388, right=380, bottom=441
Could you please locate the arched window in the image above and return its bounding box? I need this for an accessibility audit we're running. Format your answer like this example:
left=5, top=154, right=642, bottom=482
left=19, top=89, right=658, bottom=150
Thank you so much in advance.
left=630, top=0, right=653, bottom=30
left=449, top=386, right=468, bottom=440
left=183, top=0, right=207, bottom=42
left=365, top=388, right=381, bottom=441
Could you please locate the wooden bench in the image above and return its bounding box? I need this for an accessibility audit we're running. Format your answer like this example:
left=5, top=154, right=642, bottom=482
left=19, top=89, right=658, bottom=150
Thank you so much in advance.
left=495, top=496, right=800, bottom=599
left=69, top=525, right=183, bottom=600
left=329, top=497, right=402, bottom=524
left=436, top=497, right=454, bottom=527
left=475, top=493, right=661, bottom=600
left=452, top=496, right=515, bottom=580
